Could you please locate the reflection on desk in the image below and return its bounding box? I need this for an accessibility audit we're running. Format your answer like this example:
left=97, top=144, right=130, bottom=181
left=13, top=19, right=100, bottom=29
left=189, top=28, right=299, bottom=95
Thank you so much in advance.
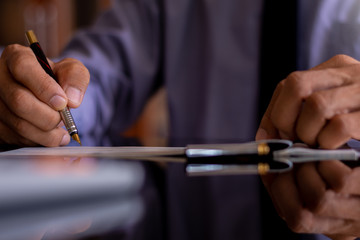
left=0, top=156, right=144, bottom=240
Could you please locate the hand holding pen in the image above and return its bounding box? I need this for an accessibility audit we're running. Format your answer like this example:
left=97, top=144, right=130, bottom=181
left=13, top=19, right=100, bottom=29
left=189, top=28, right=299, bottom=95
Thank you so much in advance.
left=25, top=30, right=82, bottom=145
left=0, top=31, right=89, bottom=147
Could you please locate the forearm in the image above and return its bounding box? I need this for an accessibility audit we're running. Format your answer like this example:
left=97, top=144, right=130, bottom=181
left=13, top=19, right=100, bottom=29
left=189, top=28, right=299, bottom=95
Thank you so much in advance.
left=60, top=0, right=162, bottom=144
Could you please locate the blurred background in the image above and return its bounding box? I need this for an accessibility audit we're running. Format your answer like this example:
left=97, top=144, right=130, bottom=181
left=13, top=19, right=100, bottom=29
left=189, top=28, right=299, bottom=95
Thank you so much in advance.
left=0, top=0, right=112, bottom=57
left=0, top=0, right=169, bottom=147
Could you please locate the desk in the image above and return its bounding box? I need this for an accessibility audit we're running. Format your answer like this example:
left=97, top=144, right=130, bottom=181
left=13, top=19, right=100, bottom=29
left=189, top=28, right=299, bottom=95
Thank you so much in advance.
left=0, top=152, right=144, bottom=240
left=2, top=140, right=358, bottom=240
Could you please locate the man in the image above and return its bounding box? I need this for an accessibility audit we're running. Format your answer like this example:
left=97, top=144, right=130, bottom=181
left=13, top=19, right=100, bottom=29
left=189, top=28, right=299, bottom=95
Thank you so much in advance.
left=1, top=0, right=360, bottom=239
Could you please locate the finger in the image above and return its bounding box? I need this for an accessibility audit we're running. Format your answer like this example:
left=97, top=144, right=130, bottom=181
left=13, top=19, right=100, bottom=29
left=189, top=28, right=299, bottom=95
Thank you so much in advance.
left=295, top=162, right=328, bottom=211
left=261, top=173, right=279, bottom=190
left=53, top=58, right=90, bottom=108
left=0, top=69, right=62, bottom=131
left=257, top=55, right=360, bottom=141
left=260, top=173, right=285, bottom=221
left=296, top=83, right=360, bottom=146
left=0, top=120, right=37, bottom=146
left=340, top=167, right=360, bottom=195
left=271, top=68, right=355, bottom=140
left=295, top=162, right=360, bottom=220
left=268, top=171, right=310, bottom=230
left=269, top=172, right=356, bottom=235
left=278, top=162, right=360, bottom=236
left=311, top=54, right=360, bottom=70
left=0, top=99, right=70, bottom=147
left=296, top=162, right=360, bottom=220
left=2, top=44, right=68, bottom=110
left=311, top=192, right=360, bottom=220
left=316, top=161, right=351, bottom=192
left=317, top=111, right=360, bottom=149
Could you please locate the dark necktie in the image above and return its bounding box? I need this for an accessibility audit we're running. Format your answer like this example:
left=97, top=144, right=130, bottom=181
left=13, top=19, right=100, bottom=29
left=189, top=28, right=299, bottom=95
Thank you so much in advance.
left=259, top=1, right=302, bottom=240
left=258, top=0, right=298, bottom=119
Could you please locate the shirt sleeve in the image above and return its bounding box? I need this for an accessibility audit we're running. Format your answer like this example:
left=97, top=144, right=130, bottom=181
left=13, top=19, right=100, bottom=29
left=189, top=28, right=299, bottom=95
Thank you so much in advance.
left=60, top=0, right=162, bottom=145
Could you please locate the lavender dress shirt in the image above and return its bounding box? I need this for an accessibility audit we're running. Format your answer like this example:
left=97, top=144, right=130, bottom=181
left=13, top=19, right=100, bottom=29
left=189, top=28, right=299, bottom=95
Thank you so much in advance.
left=59, top=0, right=360, bottom=239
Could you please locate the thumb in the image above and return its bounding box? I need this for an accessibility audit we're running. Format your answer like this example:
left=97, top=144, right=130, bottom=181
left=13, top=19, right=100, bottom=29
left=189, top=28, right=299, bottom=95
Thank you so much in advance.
left=53, top=58, right=90, bottom=108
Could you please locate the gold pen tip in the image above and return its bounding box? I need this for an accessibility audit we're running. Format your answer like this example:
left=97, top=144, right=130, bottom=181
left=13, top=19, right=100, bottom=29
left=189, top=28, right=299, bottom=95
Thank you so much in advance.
left=71, top=134, right=82, bottom=146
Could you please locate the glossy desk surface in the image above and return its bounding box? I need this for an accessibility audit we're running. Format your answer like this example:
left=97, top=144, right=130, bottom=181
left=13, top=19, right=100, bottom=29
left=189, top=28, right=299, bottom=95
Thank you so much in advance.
left=1, top=139, right=360, bottom=240
left=0, top=148, right=145, bottom=240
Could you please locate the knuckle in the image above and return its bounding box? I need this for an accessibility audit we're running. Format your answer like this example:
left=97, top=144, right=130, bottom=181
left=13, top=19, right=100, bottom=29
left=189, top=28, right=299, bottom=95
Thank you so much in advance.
left=42, top=113, right=61, bottom=131
left=36, top=76, right=57, bottom=95
left=286, top=210, right=314, bottom=233
left=304, top=92, right=328, bottom=117
left=295, top=127, right=310, bottom=145
left=2, top=44, right=24, bottom=58
left=310, top=191, right=341, bottom=222
left=10, top=55, right=33, bottom=77
left=270, top=112, right=290, bottom=136
left=10, top=89, right=31, bottom=116
left=318, top=115, right=351, bottom=149
left=309, top=193, right=329, bottom=215
left=3, top=45, right=35, bottom=79
left=331, top=54, right=354, bottom=64
left=58, top=59, right=90, bottom=85
left=284, top=71, right=310, bottom=98
left=11, top=117, right=27, bottom=134
left=330, top=115, right=349, bottom=136
left=286, top=71, right=303, bottom=86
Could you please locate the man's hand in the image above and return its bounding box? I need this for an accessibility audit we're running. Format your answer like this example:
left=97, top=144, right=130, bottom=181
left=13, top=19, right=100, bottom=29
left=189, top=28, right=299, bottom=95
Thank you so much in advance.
left=262, top=160, right=360, bottom=240
left=0, top=44, right=89, bottom=147
left=256, top=55, right=360, bottom=239
left=257, top=54, right=360, bottom=149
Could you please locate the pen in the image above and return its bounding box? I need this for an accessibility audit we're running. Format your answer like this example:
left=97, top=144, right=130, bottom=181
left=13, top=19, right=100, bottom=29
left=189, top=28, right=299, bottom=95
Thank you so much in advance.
left=25, top=30, right=82, bottom=145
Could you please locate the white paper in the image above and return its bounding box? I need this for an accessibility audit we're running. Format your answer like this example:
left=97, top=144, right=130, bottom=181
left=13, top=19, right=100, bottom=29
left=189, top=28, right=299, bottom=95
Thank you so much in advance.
left=0, top=146, right=186, bottom=162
